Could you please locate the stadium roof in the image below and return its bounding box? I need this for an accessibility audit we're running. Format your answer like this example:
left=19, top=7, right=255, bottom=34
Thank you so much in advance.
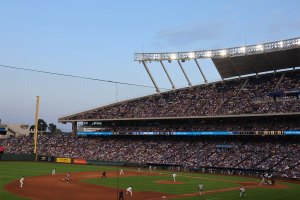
left=212, top=46, right=300, bottom=79
left=59, top=38, right=300, bottom=123
left=134, top=37, right=300, bottom=91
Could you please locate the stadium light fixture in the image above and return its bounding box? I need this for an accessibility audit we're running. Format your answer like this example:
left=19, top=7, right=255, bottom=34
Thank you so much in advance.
left=239, top=47, right=246, bottom=53
left=205, top=51, right=212, bottom=57
left=188, top=52, right=196, bottom=59
left=134, top=37, right=300, bottom=61
left=170, top=53, right=177, bottom=60
left=256, top=44, right=264, bottom=51
left=220, top=49, right=227, bottom=56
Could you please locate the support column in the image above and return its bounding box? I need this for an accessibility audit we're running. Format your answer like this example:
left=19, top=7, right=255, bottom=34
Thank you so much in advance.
left=177, top=60, right=192, bottom=87
left=160, top=61, right=176, bottom=90
left=142, top=61, right=161, bottom=93
left=194, top=59, right=207, bottom=83
left=72, top=122, right=77, bottom=136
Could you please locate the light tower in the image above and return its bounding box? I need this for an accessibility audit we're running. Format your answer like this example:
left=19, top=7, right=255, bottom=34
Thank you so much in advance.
left=134, top=37, right=300, bottom=92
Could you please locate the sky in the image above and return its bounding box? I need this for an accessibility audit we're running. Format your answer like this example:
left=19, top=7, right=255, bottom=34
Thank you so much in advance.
left=0, top=0, right=299, bottom=131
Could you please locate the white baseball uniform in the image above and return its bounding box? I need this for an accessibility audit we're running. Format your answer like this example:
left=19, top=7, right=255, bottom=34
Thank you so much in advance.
left=126, top=186, right=133, bottom=196
left=259, top=176, right=265, bottom=185
left=198, top=184, right=204, bottom=195
left=172, top=173, right=177, bottom=182
left=239, top=187, right=246, bottom=197
left=20, top=177, right=24, bottom=188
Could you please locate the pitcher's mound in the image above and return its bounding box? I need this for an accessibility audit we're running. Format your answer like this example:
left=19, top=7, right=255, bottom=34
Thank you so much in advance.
left=156, top=180, right=184, bottom=184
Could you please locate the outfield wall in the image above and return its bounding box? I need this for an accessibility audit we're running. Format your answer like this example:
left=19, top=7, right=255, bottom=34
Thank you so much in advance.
left=1, top=153, right=35, bottom=161
left=0, top=153, right=126, bottom=167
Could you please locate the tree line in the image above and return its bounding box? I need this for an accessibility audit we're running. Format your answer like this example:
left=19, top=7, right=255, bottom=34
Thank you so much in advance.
left=30, top=119, right=63, bottom=134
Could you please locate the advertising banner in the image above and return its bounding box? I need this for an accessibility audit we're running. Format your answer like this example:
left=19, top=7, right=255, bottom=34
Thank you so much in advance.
left=128, top=131, right=235, bottom=136
left=77, top=132, right=112, bottom=136
left=38, top=155, right=54, bottom=162
left=73, top=158, right=87, bottom=165
left=83, top=128, right=104, bottom=132
left=284, top=131, right=300, bottom=135
left=56, top=157, right=71, bottom=164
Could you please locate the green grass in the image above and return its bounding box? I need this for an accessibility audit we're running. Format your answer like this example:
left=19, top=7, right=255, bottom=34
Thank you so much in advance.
left=83, top=173, right=239, bottom=194
left=176, top=182, right=300, bottom=200
left=173, top=181, right=300, bottom=200
left=1, top=162, right=300, bottom=200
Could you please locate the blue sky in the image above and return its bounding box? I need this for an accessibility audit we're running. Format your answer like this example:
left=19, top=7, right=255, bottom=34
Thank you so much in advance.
left=0, top=0, right=299, bottom=130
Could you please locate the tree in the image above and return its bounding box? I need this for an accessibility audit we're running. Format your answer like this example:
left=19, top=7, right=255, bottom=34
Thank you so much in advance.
left=30, top=125, right=35, bottom=132
left=48, top=123, right=57, bottom=134
left=56, top=128, right=63, bottom=134
left=38, top=119, right=48, bottom=132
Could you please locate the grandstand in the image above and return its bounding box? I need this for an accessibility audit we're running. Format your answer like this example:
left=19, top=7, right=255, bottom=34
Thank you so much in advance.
left=55, top=37, right=300, bottom=179
left=1, top=37, right=300, bottom=181
left=59, top=37, right=300, bottom=134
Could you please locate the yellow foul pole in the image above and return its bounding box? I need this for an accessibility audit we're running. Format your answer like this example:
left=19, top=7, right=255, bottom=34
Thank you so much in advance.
left=33, top=96, right=40, bottom=161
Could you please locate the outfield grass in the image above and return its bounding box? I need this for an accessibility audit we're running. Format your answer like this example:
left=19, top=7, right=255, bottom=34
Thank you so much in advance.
left=1, top=162, right=300, bottom=200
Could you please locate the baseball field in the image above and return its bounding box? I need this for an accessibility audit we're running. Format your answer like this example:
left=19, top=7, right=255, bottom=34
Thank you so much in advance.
left=0, top=162, right=300, bottom=200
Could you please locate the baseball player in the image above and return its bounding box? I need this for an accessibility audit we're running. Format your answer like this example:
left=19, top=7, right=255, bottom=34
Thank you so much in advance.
left=20, top=176, right=25, bottom=188
left=65, top=172, right=70, bottom=183
left=119, top=190, right=124, bottom=200
left=102, top=171, right=107, bottom=179
left=172, top=173, right=177, bottom=182
left=267, top=173, right=274, bottom=184
left=51, top=169, right=56, bottom=176
left=267, top=173, right=273, bottom=179
left=126, top=186, right=133, bottom=196
left=198, top=183, right=204, bottom=195
left=259, top=174, right=265, bottom=185
left=138, top=167, right=141, bottom=173
left=120, top=169, right=124, bottom=176
left=239, top=187, right=246, bottom=198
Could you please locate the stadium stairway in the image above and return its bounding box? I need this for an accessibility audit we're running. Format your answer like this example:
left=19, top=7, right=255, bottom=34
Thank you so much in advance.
left=274, top=73, right=285, bottom=90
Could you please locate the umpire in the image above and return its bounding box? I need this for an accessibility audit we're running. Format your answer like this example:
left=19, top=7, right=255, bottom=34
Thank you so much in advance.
left=119, top=190, right=124, bottom=200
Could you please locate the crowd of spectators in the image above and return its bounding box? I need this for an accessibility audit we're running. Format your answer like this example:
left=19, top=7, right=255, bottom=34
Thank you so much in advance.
left=62, top=69, right=300, bottom=121
left=110, top=122, right=300, bottom=133
left=1, top=135, right=299, bottom=179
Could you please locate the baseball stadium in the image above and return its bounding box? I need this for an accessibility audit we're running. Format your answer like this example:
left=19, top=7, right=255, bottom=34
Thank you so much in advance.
left=1, top=36, right=300, bottom=200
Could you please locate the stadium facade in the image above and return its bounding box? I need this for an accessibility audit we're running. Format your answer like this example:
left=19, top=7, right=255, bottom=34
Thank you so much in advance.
left=59, top=37, right=300, bottom=136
